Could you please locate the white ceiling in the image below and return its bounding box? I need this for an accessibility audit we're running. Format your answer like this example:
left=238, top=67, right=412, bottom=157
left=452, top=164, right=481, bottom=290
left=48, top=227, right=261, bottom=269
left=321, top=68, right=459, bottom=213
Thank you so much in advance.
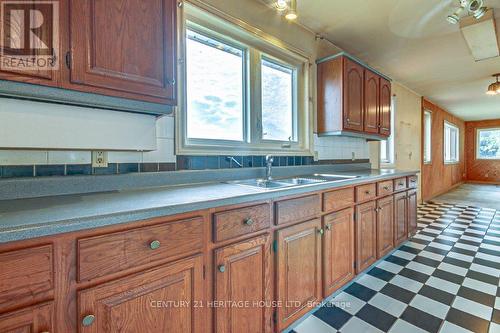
left=295, top=0, right=500, bottom=121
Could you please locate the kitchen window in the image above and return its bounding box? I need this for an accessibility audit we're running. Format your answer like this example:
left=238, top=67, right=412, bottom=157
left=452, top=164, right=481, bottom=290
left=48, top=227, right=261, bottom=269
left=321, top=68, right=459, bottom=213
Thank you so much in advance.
left=380, top=96, right=395, bottom=165
left=423, top=110, right=432, bottom=164
left=178, top=4, right=309, bottom=155
left=444, top=121, right=459, bottom=164
left=476, top=128, right=500, bottom=159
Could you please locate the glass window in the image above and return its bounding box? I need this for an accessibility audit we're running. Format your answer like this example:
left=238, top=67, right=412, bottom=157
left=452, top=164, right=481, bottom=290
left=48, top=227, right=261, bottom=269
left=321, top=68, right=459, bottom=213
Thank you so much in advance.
left=380, top=96, right=395, bottom=164
left=444, top=121, right=459, bottom=163
left=423, top=111, right=432, bottom=163
left=261, top=58, right=295, bottom=142
left=186, top=29, right=245, bottom=141
left=477, top=128, right=500, bottom=159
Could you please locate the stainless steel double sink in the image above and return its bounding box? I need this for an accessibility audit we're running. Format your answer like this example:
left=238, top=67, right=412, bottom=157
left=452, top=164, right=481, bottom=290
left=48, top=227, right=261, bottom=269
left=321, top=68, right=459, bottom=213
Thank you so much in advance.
left=227, top=174, right=360, bottom=190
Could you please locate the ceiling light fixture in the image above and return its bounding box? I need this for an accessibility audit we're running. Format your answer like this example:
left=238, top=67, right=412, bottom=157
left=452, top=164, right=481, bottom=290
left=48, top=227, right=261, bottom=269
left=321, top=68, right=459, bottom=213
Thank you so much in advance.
left=486, top=74, right=500, bottom=95
left=285, top=0, right=297, bottom=20
left=275, top=0, right=287, bottom=12
left=447, top=0, right=489, bottom=24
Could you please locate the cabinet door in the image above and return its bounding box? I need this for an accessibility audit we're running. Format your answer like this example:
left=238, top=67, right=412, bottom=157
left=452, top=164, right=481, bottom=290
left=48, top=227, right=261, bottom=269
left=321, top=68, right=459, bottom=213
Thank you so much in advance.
left=78, top=255, right=204, bottom=333
left=276, top=219, right=322, bottom=331
left=323, top=208, right=355, bottom=296
left=394, top=192, right=408, bottom=246
left=356, top=201, right=377, bottom=273
left=364, top=70, right=380, bottom=134
left=407, top=190, right=418, bottom=236
left=70, top=0, right=177, bottom=104
left=376, top=196, right=394, bottom=258
left=214, top=235, right=272, bottom=333
left=0, top=1, right=62, bottom=86
left=379, top=77, right=391, bottom=136
left=343, top=58, right=364, bottom=132
left=0, top=302, right=54, bottom=333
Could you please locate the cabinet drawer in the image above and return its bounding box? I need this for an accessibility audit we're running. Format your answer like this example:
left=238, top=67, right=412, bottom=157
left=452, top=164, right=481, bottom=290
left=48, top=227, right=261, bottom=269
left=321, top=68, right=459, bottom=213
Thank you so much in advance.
left=323, top=188, right=355, bottom=212
left=275, top=194, right=320, bottom=225
left=78, top=216, right=204, bottom=281
left=355, top=183, right=376, bottom=202
left=394, top=177, right=408, bottom=191
left=377, top=180, right=393, bottom=197
left=213, top=203, right=271, bottom=242
left=408, top=176, right=418, bottom=189
left=0, top=245, right=53, bottom=307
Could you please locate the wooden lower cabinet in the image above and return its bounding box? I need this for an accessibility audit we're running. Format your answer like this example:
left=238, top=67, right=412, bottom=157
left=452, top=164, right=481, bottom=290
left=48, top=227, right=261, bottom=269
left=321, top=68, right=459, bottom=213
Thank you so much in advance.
left=355, top=201, right=377, bottom=273
left=322, top=208, right=355, bottom=296
left=376, top=196, right=394, bottom=258
left=0, top=302, right=54, bottom=333
left=214, top=234, right=272, bottom=333
left=276, top=219, right=322, bottom=331
left=394, top=192, right=408, bottom=246
left=407, top=190, right=418, bottom=236
left=78, top=255, right=204, bottom=333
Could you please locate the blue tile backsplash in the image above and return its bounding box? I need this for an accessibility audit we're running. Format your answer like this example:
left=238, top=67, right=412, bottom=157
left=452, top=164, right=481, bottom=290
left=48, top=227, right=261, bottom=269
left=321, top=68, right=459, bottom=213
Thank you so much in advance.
left=0, top=155, right=363, bottom=179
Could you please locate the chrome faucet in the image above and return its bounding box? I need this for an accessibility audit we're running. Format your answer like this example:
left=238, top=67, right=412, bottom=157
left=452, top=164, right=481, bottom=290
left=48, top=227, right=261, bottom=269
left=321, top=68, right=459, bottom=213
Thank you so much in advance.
left=265, top=155, right=273, bottom=181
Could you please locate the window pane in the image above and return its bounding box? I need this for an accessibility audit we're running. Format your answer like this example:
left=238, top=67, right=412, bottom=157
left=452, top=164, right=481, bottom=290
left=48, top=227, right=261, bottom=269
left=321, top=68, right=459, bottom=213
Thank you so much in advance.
left=478, top=129, right=500, bottom=159
left=186, top=29, right=244, bottom=141
left=444, top=123, right=459, bottom=162
left=423, top=111, right=432, bottom=162
left=380, top=140, right=387, bottom=162
left=261, top=58, right=294, bottom=141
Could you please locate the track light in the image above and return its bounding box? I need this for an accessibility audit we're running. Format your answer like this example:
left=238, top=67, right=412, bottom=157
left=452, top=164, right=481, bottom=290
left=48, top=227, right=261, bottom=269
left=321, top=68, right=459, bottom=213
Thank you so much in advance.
left=473, top=6, right=487, bottom=19
left=285, top=0, right=297, bottom=20
left=446, top=0, right=489, bottom=24
left=275, top=0, right=287, bottom=12
left=447, top=7, right=464, bottom=24
left=486, top=74, right=500, bottom=95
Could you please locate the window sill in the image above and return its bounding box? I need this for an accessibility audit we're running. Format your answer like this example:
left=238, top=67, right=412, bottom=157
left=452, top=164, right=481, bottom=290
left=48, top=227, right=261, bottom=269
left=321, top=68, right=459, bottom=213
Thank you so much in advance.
left=380, top=163, right=395, bottom=169
left=444, top=161, right=460, bottom=165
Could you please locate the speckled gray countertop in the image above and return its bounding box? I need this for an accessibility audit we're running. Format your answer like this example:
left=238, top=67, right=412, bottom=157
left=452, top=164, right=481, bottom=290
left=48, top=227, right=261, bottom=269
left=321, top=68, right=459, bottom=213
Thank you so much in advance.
left=0, top=167, right=418, bottom=243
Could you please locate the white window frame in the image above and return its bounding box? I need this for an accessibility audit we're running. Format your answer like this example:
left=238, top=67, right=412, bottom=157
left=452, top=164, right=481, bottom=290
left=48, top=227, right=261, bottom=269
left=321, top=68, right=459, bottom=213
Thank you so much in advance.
left=423, top=110, right=432, bottom=164
left=444, top=121, right=460, bottom=164
left=380, top=96, right=395, bottom=166
left=476, top=127, right=500, bottom=160
left=176, top=3, right=311, bottom=156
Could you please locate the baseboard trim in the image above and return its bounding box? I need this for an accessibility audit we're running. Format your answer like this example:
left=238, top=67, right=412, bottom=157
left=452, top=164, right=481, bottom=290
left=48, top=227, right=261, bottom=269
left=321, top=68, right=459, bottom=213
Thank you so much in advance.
left=465, top=180, right=500, bottom=185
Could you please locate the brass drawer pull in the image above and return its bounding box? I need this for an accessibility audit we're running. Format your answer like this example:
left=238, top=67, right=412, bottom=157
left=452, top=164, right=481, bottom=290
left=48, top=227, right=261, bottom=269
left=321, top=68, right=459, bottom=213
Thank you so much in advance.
left=383, top=186, right=390, bottom=190
left=82, top=314, right=95, bottom=326
left=244, top=218, right=254, bottom=226
left=149, top=240, right=161, bottom=250
left=218, top=265, right=226, bottom=273
left=365, top=190, right=371, bottom=195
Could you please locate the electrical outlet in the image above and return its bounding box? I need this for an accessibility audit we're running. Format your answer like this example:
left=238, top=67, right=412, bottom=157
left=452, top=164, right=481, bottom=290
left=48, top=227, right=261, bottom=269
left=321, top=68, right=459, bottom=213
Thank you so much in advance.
left=92, top=151, right=108, bottom=168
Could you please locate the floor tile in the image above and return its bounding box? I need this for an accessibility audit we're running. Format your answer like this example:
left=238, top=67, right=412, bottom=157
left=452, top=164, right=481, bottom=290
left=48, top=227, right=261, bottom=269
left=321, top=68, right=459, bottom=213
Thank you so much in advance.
left=294, top=315, right=337, bottom=333
left=425, top=276, right=461, bottom=294
left=389, top=319, right=427, bottom=333
left=457, top=286, right=496, bottom=307
left=400, top=306, right=443, bottom=333
left=410, top=294, right=450, bottom=319
left=446, top=308, right=490, bottom=333
left=331, top=292, right=366, bottom=315
left=432, top=269, right=465, bottom=284
left=392, top=249, right=416, bottom=260
left=439, top=320, right=475, bottom=333
left=452, top=296, right=493, bottom=320
left=313, top=304, right=352, bottom=330
left=438, top=262, right=468, bottom=276
left=406, top=261, right=436, bottom=275
left=355, top=304, right=397, bottom=332
left=418, top=285, right=455, bottom=305
left=376, top=261, right=404, bottom=274
left=463, top=277, right=498, bottom=295
left=380, top=283, right=416, bottom=303
left=490, top=322, right=500, bottom=333
left=367, top=267, right=396, bottom=282
left=340, top=316, right=383, bottom=333
left=368, top=293, right=407, bottom=317
left=344, top=283, right=377, bottom=302
left=390, top=275, right=423, bottom=293
left=356, top=274, right=387, bottom=292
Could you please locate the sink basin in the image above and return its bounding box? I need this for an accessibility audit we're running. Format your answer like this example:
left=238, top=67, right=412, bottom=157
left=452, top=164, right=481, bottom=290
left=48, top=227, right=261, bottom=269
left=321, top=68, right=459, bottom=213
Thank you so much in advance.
left=230, top=179, right=292, bottom=190
left=311, top=174, right=360, bottom=181
left=278, top=177, right=327, bottom=185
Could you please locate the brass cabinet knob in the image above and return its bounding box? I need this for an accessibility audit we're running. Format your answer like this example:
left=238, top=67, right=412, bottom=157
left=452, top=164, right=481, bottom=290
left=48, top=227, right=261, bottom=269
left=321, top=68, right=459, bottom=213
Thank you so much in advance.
left=82, top=314, right=95, bottom=327
left=218, top=265, right=226, bottom=273
left=317, top=228, right=324, bottom=236
left=383, top=186, right=390, bottom=190
left=244, top=218, right=254, bottom=226
left=365, top=190, right=371, bottom=195
left=149, top=240, right=161, bottom=250
left=325, top=224, right=332, bottom=231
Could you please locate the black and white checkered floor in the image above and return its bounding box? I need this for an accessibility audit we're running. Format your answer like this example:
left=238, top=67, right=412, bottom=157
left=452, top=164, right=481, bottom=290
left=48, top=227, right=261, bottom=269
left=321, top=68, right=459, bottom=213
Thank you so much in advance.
left=290, top=202, right=500, bottom=333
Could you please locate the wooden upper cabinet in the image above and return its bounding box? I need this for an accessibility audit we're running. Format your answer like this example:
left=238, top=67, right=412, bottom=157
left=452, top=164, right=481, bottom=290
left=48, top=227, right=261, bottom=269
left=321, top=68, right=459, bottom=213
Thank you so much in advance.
left=343, top=57, right=364, bottom=132
left=323, top=208, right=355, bottom=296
left=276, top=219, right=322, bottom=331
left=0, top=302, right=54, bottom=333
left=407, top=190, right=418, bottom=236
left=78, top=255, right=204, bottom=333
left=69, top=0, right=177, bottom=104
left=379, top=77, right=391, bottom=136
left=355, top=201, right=377, bottom=273
left=376, top=196, right=394, bottom=258
left=394, top=192, right=408, bottom=246
left=214, top=235, right=272, bottom=333
left=364, top=69, right=380, bottom=134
